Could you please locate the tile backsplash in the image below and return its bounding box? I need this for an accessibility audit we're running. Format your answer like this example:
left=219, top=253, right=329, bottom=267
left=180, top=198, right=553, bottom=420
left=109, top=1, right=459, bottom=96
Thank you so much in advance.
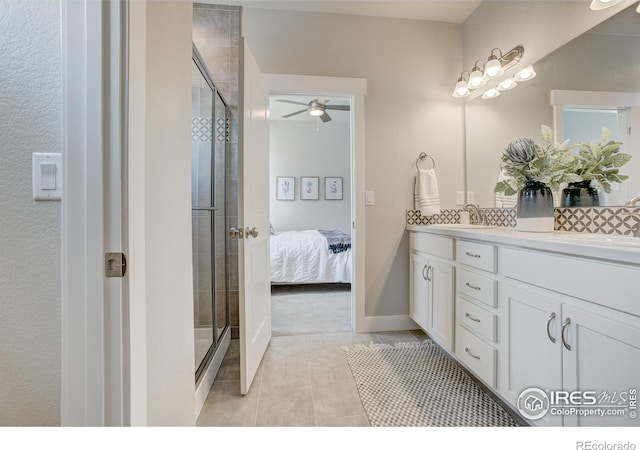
left=407, top=206, right=640, bottom=236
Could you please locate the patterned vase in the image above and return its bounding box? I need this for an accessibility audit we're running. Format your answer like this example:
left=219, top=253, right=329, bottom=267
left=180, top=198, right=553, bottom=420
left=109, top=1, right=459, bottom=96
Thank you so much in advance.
left=516, top=180, right=555, bottom=232
left=561, top=181, right=599, bottom=208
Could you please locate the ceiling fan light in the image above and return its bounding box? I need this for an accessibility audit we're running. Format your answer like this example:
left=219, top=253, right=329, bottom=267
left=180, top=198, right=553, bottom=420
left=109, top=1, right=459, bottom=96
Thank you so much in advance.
left=514, top=65, right=536, bottom=82
left=484, top=57, right=504, bottom=79
left=309, top=107, right=324, bottom=117
left=497, top=78, right=518, bottom=91
left=482, top=88, right=501, bottom=100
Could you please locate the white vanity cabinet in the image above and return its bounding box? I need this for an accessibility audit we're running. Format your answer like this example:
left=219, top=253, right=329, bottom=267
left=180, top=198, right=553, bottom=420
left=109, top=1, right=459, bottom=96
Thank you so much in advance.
left=500, top=247, right=640, bottom=427
left=409, top=233, right=455, bottom=352
left=407, top=225, right=640, bottom=427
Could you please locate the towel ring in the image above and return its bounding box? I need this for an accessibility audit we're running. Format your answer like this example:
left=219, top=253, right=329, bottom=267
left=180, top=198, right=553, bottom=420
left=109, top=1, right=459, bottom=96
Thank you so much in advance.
left=416, top=152, right=435, bottom=170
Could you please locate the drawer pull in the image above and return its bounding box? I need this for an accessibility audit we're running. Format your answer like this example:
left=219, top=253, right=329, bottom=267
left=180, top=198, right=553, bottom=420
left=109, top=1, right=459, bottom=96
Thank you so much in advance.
left=561, top=318, right=572, bottom=351
left=465, top=252, right=481, bottom=259
left=465, top=282, right=481, bottom=291
left=465, top=347, right=481, bottom=360
left=546, top=312, right=556, bottom=344
left=465, top=313, right=481, bottom=323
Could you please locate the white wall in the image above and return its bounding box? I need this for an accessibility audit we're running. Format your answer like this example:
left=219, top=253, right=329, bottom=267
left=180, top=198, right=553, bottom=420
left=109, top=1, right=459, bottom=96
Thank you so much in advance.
left=270, top=119, right=351, bottom=234
left=242, top=8, right=463, bottom=318
left=0, top=0, right=61, bottom=425
left=128, top=0, right=196, bottom=425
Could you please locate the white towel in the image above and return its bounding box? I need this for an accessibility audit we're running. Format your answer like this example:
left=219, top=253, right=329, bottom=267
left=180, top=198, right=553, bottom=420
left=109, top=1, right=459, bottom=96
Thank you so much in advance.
left=414, top=168, right=441, bottom=216
left=495, top=168, right=517, bottom=208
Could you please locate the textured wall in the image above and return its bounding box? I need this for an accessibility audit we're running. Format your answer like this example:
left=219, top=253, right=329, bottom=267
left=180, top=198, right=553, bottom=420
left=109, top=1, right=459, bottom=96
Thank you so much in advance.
left=0, top=0, right=62, bottom=425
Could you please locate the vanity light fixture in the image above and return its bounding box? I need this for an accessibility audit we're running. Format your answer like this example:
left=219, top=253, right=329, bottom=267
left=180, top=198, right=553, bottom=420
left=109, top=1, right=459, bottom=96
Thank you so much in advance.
left=468, top=61, right=487, bottom=89
left=514, top=65, right=537, bottom=82
left=484, top=48, right=505, bottom=79
left=482, top=88, right=501, bottom=100
left=452, top=72, right=470, bottom=98
left=589, top=0, right=624, bottom=10
left=497, top=78, right=518, bottom=91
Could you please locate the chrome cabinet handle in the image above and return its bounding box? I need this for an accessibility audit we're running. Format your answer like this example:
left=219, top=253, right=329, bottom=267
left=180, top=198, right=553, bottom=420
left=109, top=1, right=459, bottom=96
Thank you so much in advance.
left=465, top=282, right=481, bottom=291
left=465, top=252, right=481, bottom=258
left=426, top=265, right=432, bottom=282
left=546, top=312, right=557, bottom=344
left=245, top=227, right=259, bottom=238
left=561, top=317, right=572, bottom=351
left=229, top=227, right=244, bottom=239
left=465, top=347, right=481, bottom=360
left=465, top=313, right=481, bottom=323
left=422, top=265, right=428, bottom=281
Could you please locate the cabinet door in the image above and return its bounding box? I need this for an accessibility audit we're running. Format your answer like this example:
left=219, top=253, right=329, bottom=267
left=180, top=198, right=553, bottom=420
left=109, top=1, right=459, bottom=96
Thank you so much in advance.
left=500, top=283, right=563, bottom=426
left=410, top=253, right=429, bottom=331
left=428, top=259, right=454, bottom=352
left=562, top=304, right=640, bottom=427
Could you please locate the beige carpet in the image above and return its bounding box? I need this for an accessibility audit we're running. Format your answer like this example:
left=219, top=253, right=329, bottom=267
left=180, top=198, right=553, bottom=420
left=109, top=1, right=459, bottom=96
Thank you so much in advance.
left=271, top=284, right=351, bottom=336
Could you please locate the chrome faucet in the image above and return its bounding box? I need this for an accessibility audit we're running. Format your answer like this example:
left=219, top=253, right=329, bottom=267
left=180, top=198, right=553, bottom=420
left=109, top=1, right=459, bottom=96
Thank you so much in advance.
left=463, top=204, right=486, bottom=226
left=624, top=196, right=640, bottom=207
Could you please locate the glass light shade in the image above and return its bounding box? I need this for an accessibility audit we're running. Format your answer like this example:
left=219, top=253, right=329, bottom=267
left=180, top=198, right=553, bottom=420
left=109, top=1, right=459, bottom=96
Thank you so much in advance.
left=452, top=80, right=470, bottom=98
left=514, top=65, right=536, bottom=82
left=497, top=78, right=518, bottom=91
left=637, top=2, right=640, bottom=13
left=590, top=0, right=623, bottom=10
left=468, top=69, right=486, bottom=89
left=484, top=58, right=504, bottom=79
left=309, top=107, right=324, bottom=117
left=482, top=88, right=501, bottom=100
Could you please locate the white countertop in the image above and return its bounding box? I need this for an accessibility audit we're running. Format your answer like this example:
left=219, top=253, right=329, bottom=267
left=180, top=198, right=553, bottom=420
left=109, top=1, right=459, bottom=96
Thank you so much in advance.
left=407, top=225, right=640, bottom=266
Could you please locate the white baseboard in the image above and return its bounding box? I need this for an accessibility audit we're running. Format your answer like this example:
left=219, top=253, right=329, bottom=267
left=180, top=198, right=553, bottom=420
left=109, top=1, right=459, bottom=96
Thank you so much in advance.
left=194, top=328, right=230, bottom=419
left=356, top=314, right=418, bottom=333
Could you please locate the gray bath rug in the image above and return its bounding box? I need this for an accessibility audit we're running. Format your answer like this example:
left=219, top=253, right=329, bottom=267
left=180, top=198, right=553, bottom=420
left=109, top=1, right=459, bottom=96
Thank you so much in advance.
left=342, top=341, right=519, bottom=427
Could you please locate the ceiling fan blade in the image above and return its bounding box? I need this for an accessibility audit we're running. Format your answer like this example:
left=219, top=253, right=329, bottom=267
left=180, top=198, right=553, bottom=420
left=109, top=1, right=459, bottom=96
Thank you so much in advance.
left=320, top=112, right=332, bottom=123
left=282, top=109, right=308, bottom=118
left=324, top=105, right=350, bottom=111
left=277, top=99, right=310, bottom=107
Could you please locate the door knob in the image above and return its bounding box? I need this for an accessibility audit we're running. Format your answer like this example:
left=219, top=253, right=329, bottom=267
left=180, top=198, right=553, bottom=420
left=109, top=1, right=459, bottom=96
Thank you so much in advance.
left=245, top=227, right=259, bottom=238
left=229, top=227, right=244, bottom=239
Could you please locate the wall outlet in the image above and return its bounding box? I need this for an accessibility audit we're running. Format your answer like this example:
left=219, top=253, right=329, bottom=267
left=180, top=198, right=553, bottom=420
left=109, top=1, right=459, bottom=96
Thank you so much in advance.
left=456, top=191, right=465, bottom=205
left=467, top=191, right=475, bottom=204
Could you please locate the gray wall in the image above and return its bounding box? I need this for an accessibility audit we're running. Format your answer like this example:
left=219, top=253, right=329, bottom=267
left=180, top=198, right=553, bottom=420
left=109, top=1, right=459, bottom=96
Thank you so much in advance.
left=0, top=0, right=61, bottom=425
left=270, top=120, right=351, bottom=234
left=241, top=8, right=464, bottom=318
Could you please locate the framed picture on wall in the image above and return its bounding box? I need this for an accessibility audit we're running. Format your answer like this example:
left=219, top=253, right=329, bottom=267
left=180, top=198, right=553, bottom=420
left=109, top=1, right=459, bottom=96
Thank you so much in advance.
left=324, top=177, right=343, bottom=200
left=276, top=176, right=295, bottom=200
left=300, top=177, right=319, bottom=200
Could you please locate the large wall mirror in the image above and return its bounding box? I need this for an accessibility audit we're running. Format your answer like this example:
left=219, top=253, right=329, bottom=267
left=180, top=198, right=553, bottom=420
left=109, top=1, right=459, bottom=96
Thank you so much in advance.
left=465, top=3, right=640, bottom=208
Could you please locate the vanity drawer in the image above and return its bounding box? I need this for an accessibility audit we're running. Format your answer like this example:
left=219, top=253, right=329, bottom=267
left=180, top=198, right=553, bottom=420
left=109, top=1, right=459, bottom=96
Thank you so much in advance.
left=455, top=324, right=496, bottom=388
left=456, top=240, right=497, bottom=273
left=457, top=297, right=497, bottom=343
left=410, top=232, right=454, bottom=260
left=457, top=269, right=497, bottom=307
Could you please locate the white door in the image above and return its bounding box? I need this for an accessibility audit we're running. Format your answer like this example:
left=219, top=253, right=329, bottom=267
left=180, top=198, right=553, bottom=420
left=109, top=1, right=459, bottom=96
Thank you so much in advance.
left=562, top=304, right=640, bottom=427
left=500, top=283, right=563, bottom=426
left=410, top=253, right=429, bottom=331
left=428, top=258, right=454, bottom=352
left=238, top=39, right=271, bottom=395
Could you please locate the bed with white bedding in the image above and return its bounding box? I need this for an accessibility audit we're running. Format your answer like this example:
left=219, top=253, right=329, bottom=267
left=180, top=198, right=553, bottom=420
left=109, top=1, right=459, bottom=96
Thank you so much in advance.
left=269, top=230, right=352, bottom=284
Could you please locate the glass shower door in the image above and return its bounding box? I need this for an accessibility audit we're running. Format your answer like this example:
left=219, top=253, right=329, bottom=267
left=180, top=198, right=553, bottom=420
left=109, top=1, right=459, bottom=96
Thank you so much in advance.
left=192, top=47, right=231, bottom=381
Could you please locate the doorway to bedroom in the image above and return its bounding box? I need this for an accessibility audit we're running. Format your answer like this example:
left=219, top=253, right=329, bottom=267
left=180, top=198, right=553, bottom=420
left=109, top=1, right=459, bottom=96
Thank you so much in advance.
left=268, top=94, right=353, bottom=336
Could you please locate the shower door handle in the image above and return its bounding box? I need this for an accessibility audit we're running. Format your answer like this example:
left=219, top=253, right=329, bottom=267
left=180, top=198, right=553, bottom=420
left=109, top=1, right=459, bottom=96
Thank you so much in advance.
left=229, top=227, right=244, bottom=239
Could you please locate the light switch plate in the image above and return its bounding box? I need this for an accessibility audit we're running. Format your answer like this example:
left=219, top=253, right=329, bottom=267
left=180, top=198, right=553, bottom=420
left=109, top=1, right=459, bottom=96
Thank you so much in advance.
left=456, top=191, right=465, bottom=205
left=33, top=153, right=62, bottom=201
left=365, top=191, right=375, bottom=206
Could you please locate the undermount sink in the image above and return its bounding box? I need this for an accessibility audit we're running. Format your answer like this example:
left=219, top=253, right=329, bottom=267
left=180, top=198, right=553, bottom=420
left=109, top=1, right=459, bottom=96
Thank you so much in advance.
left=427, top=223, right=497, bottom=230
left=551, top=232, right=640, bottom=248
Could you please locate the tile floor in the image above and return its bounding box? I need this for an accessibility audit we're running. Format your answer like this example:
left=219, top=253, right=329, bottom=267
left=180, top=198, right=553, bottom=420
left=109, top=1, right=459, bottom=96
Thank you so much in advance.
left=196, top=329, right=428, bottom=426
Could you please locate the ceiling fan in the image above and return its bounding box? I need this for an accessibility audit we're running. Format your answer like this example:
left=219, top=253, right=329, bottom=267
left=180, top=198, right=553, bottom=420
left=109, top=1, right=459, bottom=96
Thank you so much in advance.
left=277, top=99, right=350, bottom=123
